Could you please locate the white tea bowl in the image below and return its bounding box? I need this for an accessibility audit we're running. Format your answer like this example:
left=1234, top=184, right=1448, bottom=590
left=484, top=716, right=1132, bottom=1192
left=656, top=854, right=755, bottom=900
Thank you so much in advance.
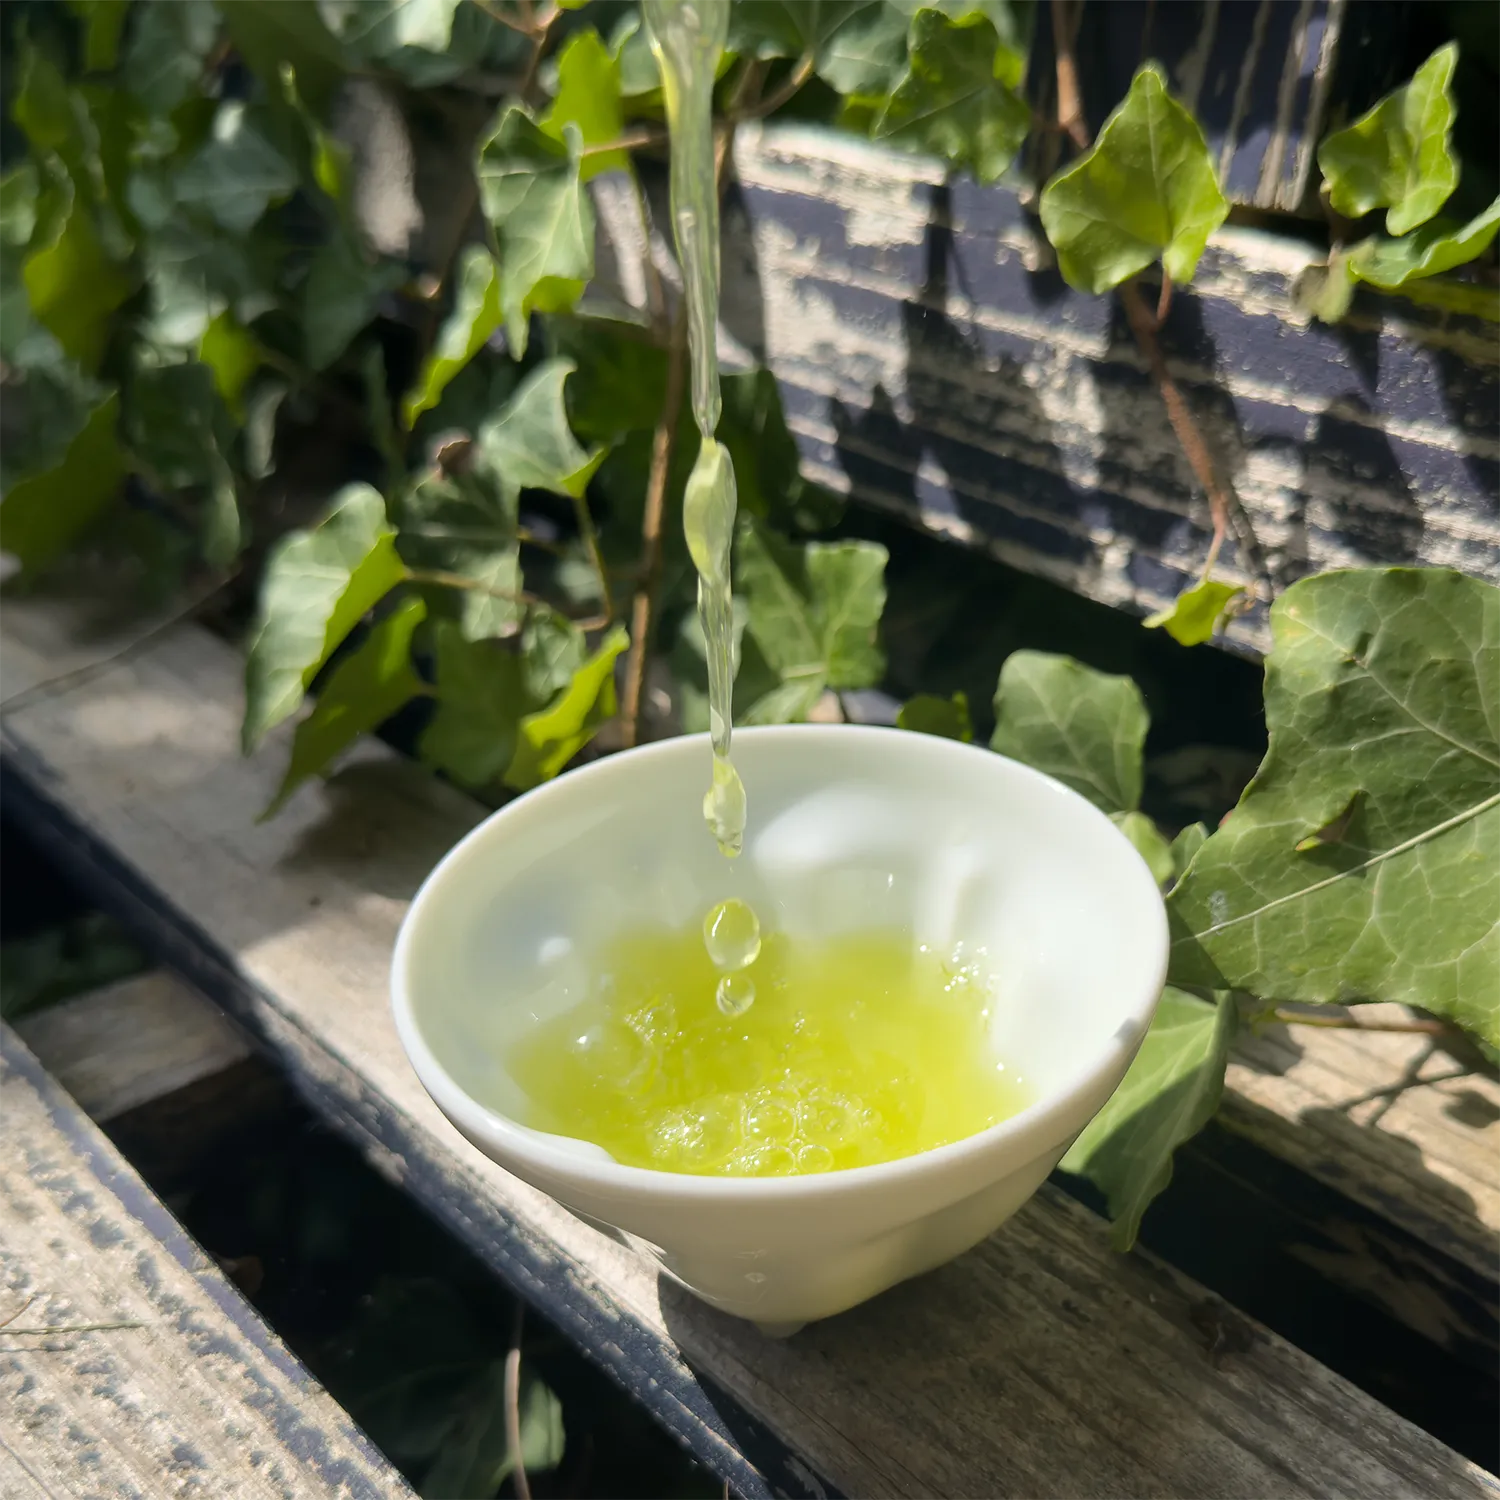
left=392, top=725, right=1168, bottom=1331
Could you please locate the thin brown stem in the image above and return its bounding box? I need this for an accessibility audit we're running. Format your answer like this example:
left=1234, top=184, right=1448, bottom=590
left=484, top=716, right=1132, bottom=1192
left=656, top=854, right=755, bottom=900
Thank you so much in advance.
left=581, top=126, right=668, bottom=158
left=620, top=315, right=687, bottom=748
left=1119, top=280, right=1230, bottom=578
left=404, top=567, right=538, bottom=611
left=1050, top=0, right=1089, bottom=149
left=519, top=3, right=561, bottom=104
left=1156, top=269, right=1173, bottom=326
left=470, top=0, right=541, bottom=38
left=1272, top=1008, right=1455, bottom=1037
left=570, top=491, right=613, bottom=629
left=738, top=53, right=815, bottom=121
left=1049, top=0, right=1244, bottom=592
left=505, top=1303, right=532, bottom=1500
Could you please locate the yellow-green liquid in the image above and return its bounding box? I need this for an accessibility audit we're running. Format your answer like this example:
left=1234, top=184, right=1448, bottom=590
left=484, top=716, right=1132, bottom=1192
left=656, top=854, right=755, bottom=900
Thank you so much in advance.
left=509, top=927, right=1030, bottom=1176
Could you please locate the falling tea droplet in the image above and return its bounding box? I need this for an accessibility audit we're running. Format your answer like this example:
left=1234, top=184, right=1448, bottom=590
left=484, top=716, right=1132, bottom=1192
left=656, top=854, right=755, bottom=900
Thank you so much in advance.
left=716, top=973, right=756, bottom=1017
left=703, top=898, right=761, bottom=972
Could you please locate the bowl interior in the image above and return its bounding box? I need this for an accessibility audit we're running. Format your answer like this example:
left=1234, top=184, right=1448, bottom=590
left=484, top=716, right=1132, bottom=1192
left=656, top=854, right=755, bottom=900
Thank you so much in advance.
left=398, top=726, right=1168, bottom=1147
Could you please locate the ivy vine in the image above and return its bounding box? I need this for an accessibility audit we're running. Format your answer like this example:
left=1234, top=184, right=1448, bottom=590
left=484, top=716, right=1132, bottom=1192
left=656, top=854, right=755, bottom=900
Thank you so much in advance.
left=2, top=0, right=1495, bottom=1246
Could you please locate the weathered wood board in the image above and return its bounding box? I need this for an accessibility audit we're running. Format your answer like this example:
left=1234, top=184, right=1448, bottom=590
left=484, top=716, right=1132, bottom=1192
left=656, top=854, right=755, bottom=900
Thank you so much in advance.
left=3, top=607, right=1495, bottom=1499
left=0, top=1026, right=411, bottom=1500
left=12, top=970, right=251, bottom=1122
left=721, top=124, right=1499, bottom=652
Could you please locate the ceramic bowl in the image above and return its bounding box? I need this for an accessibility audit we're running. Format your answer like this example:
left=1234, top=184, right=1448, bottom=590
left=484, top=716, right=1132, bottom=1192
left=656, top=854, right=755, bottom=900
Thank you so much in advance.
left=392, top=725, right=1168, bottom=1331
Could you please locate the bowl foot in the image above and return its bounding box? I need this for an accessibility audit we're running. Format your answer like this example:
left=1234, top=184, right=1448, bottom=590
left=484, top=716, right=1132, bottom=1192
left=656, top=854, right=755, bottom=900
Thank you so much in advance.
left=753, top=1319, right=806, bottom=1339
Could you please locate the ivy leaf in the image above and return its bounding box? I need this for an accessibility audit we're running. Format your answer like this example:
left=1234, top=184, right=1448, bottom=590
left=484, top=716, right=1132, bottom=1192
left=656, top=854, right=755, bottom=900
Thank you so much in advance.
left=267, top=596, right=426, bottom=815
left=24, top=175, right=135, bottom=372
left=480, top=357, right=605, bottom=499
left=69, top=0, right=131, bottom=72
left=1169, top=822, right=1208, bottom=882
left=1294, top=250, right=1357, bottom=324
left=1168, top=569, right=1500, bottom=1046
left=1060, top=988, right=1236, bottom=1250
left=874, top=8, right=1030, bottom=185
left=403, top=246, right=502, bottom=428
left=897, top=691, right=972, bottom=741
left=318, top=0, right=463, bottom=56
left=737, top=523, right=888, bottom=719
left=0, top=393, right=124, bottom=570
left=719, top=369, right=843, bottom=533
left=420, top=623, right=528, bottom=788
left=1143, top=577, right=1245, bottom=646
left=521, top=608, right=587, bottom=701
left=506, top=625, right=629, bottom=790
left=223, top=2, right=350, bottom=115
left=243, top=483, right=405, bottom=751
left=1038, top=64, right=1228, bottom=294
left=198, top=310, right=262, bottom=415
left=542, top=28, right=629, bottom=181
left=122, top=0, right=222, bottom=116
left=814, top=2, right=911, bottom=96
left=304, top=233, right=404, bottom=371
left=1111, top=810, right=1175, bottom=888
left=546, top=315, right=672, bottom=442
left=990, top=651, right=1147, bottom=815
left=477, top=108, right=595, bottom=358
left=420, top=1362, right=565, bottom=1500
left=175, top=103, right=299, bottom=234
left=1346, top=197, right=1500, bottom=288
left=1317, top=43, right=1458, bottom=237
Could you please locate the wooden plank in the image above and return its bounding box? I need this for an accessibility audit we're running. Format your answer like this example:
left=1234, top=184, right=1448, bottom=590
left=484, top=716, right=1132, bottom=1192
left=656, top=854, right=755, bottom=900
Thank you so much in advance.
left=0, top=1026, right=411, bottom=1500
left=3, top=614, right=1494, bottom=1499
left=13, top=970, right=251, bottom=1121
left=725, top=124, right=1499, bottom=654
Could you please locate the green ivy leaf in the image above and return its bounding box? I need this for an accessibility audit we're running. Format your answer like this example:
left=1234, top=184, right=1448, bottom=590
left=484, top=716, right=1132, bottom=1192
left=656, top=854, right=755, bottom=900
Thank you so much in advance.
left=122, top=0, right=222, bottom=116
left=1143, top=577, right=1245, bottom=646
left=521, top=608, right=587, bottom=701
left=1060, top=988, right=1236, bottom=1250
left=198, top=310, right=262, bottom=415
left=175, top=104, right=299, bottom=234
left=737, top=523, right=887, bottom=720
left=1, top=163, right=38, bottom=249
left=480, top=357, right=605, bottom=499
left=990, top=651, right=1147, bottom=814
left=1346, top=197, right=1500, bottom=288
left=223, top=2, right=350, bottom=115
left=304, top=233, right=404, bottom=371
left=267, top=596, right=426, bottom=815
left=243, top=483, right=405, bottom=751
left=1038, top=63, right=1228, bottom=294
left=1169, top=821, right=1208, bottom=882
left=419, top=1362, right=565, bottom=1500
left=720, top=369, right=844, bottom=533
left=1111, top=810, right=1175, bottom=888
left=319, top=0, right=463, bottom=57
left=542, top=28, right=629, bottom=181
left=420, top=623, right=528, bottom=788
left=546, top=315, right=672, bottom=441
left=0, top=392, right=124, bottom=570
left=506, top=625, right=630, bottom=790
left=23, top=175, right=135, bottom=372
left=403, top=246, right=502, bottom=428
left=814, top=2, right=911, bottom=96
left=478, top=109, right=595, bottom=358
left=897, top=690, right=972, bottom=741
left=874, top=8, right=1030, bottom=184
left=1168, top=569, right=1500, bottom=1046
left=69, top=0, right=131, bottom=72
left=1317, top=43, right=1458, bottom=237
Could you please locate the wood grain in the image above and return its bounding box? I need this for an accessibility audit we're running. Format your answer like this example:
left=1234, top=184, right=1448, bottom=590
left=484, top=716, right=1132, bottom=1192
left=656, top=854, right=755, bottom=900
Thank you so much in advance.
left=3, top=608, right=1494, bottom=1499
left=13, top=970, right=251, bottom=1122
left=0, top=1027, right=411, bottom=1500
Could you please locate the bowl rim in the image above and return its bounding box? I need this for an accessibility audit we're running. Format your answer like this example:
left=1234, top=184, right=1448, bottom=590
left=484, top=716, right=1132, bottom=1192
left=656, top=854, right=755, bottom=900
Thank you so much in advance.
left=391, top=723, right=1170, bottom=1202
